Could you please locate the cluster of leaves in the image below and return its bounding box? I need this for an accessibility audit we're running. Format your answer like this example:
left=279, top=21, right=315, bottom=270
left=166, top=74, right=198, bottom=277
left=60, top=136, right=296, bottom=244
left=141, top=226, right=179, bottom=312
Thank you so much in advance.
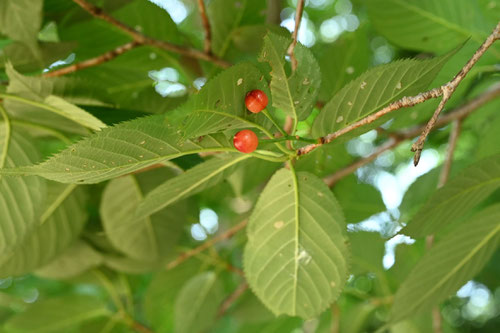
left=0, top=0, right=499, bottom=332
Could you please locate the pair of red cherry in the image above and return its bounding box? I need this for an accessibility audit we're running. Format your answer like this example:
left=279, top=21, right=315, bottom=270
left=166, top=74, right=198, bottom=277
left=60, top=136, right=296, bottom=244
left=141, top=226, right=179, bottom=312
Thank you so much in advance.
left=233, top=90, right=268, bottom=153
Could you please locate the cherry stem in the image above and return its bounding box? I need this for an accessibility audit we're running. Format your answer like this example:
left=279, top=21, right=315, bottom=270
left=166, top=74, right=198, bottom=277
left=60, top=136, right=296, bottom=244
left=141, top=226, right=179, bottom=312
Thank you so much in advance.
left=261, top=109, right=287, bottom=137
left=263, top=136, right=316, bottom=144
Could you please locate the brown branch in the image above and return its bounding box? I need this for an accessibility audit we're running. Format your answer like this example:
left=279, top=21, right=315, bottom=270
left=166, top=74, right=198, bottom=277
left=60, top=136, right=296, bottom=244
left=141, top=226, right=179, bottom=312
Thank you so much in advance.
left=286, top=0, right=305, bottom=71
left=437, top=119, right=462, bottom=188
left=43, top=41, right=140, bottom=77
left=217, top=282, right=248, bottom=317
left=166, top=220, right=248, bottom=270
left=130, top=320, right=154, bottom=333
left=72, top=0, right=230, bottom=68
left=323, top=138, right=401, bottom=187
left=321, top=84, right=500, bottom=186
left=197, top=0, right=212, bottom=54
left=297, top=88, right=443, bottom=156
left=411, top=21, right=500, bottom=165
left=298, top=21, right=500, bottom=159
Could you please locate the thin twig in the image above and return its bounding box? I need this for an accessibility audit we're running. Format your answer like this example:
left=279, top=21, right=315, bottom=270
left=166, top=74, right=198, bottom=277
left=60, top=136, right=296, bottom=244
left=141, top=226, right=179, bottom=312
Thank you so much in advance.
left=323, top=138, right=400, bottom=187
left=331, top=303, right=340, bottom=333
left=197, top=0, right=212, bottom=54
left=437, top=119, right=462, bottom=188
left=129, top=319, right=154, bottom=333
left=298, top=21, right=500, bottom=159
left=43, top=41, right=140, bottom=77
left=321, top=84, right=500, bottom=186
left=166, top=220, right=248, bottom=270
left=297, top=88, right=443, bottom=156
left=411, top=21, right=500, bottom=165
left=72, top=0, right=230, bottom=68
left=217, top=282, right=248, bottom=317
left=286, top=0, right=305, bottom=71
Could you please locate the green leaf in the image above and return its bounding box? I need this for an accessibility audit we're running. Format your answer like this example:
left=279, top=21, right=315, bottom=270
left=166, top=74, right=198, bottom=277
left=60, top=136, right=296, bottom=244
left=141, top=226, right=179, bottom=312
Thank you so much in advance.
left=174, top=272, right=225, bottom=333
left=0, top=183, right=88, bottom=277
left=390, top=204, right=500, bottom=323
left=144, top=259, right=204, bottom=333
left=333, top=176, right=385, bottom=223
left=0, top=0, right=42, bottom=49
left=173, top=62, right=272, bottom=140
left=312, top=49, right=457, bottom=137
left=42, top=95, right=106, bottom=131
left=208, top=0, right=247, bottom=57
left=137, top=154, right=251, bottom=218
left=1, top=114, right=233, bottom=184
left=36, top=241, right=103, bottom=280
left=318, top=27, right=371, bottom=102
left=4, top=295, right=110, bottom=333
left=259, top=33, right=321, bottom=121
left=243, top=168, right=349, bottom=319
left=402, top=154, right=500, bottom=238
left=101, top=171, right=185, bottom=261
left=476, top=112, right=500, bottom=159
left=367, top=0, right=494, bottom=54
left=4, top=64, right=99, bottom=135
left=0, top=126, right=47, bottom=260
left=349, top=231, right=386, bottom=275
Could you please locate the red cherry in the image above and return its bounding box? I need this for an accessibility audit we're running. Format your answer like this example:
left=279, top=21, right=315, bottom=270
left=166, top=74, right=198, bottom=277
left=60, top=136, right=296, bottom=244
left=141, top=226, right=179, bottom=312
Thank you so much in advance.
left=245, top=89, right=268, bottom=113
left=233, top=129, right=258, bottom=153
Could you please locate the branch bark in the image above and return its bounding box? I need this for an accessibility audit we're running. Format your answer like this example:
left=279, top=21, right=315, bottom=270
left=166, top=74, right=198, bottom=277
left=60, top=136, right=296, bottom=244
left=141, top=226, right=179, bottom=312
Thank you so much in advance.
left=298, top=21, right=500, bottom=159
left=71, top=0, right=230, bottom=68
left=286, top=0, right=305, bottom=71
left=322, top=84, right=500, bottom=186
left=197, top=0, right=212, bottom=54
left=217, top=282, right=248, bottom=317
left=166, top=220, right=248, bottom=270
left=44, top=41, right=140, bottom=77
left=411, top=21, right=500, bottom=165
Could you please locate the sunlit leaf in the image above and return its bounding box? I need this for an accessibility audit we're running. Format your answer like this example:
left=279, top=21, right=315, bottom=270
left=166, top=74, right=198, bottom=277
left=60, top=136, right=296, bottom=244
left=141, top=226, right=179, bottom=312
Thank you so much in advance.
left=244, top=168, right=349, bottom=319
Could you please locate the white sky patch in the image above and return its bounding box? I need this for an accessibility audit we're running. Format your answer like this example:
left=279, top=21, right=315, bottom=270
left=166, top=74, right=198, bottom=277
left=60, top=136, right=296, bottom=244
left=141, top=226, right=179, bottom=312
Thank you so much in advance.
left=148, top=0, right=188, bottom=24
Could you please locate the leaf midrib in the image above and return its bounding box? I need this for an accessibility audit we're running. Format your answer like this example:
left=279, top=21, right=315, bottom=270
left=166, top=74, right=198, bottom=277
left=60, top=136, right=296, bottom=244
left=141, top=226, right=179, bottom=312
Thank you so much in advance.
left=290, top=166, right=300, bottom=315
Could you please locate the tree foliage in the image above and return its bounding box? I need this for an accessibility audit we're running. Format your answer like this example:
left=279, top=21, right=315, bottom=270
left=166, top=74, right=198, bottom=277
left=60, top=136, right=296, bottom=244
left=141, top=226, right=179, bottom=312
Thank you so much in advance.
left=0, top=0, right=499, bottom=332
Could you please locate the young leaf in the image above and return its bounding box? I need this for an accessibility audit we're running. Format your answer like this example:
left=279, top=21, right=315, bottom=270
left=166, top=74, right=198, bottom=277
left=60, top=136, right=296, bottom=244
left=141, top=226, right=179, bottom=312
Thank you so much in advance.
left=0, top=183, right=88, bottom=277
left=4, top=64, right=105, bottom=134
left=0, top=115, right=233, bottom=183
left=36, top=241, right=103, bottom=280
left=137, top=154, right=251, bottom=219
left=0, top=127, right=47, bottom=259
left=259, top=33, right=321, bottom=121
left=312, top=50, right=457, bottom=137
left=243, top=168, right=349, bottom=319
left=43, top=95, right=106, bottom=131
left=101, top=172, right=185, bottom=261
left=402, top=154, right=500, bottom=238
left=173, top=62, right=272, bottom=140
left=4, top=295, right=111, bottom=333
left=0, top=0, right=42, bottom=49
left=367, top=0, right=493, bottom=54
left=174, top=272, right=225, bottom=333
left=390, top=204, right=500, bottom=324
